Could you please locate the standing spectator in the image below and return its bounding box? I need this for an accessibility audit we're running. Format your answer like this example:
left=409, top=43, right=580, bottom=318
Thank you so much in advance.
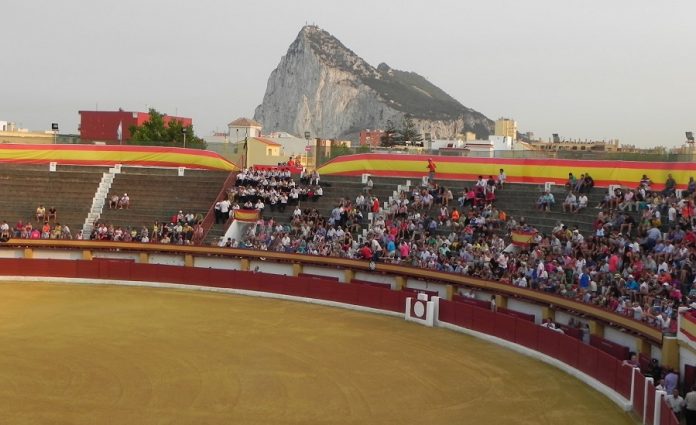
left=426, top=158, right=436, bottom=180
left=497, top=168, right=507, bottom=188
left=665, top=368, right=679, bottom=394
left=666, top=388, right=685, bottom=419
left=685, top=385, right=696, bottom=425
left=664, top=174, right=677, bottom=197
left=220, top=198, right=231, bottom=222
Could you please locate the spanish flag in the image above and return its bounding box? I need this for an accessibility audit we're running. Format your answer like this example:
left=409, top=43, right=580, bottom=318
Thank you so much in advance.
left=234, top=209, right=259, bottom=222
left=511, top=230, right=536, bottom=247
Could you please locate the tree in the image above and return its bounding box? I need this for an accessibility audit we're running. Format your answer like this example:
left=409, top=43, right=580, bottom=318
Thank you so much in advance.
left=380, top=120, right=400, bottom=147
left=400, top=115, right=423, bottom=144
left=129, top=108, right=207, bottom=149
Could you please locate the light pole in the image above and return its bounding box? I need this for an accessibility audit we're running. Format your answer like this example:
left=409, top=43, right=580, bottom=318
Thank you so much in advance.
left=51, top=123, right=58, bottom=144
left=182, top=127, right=187, bottom=148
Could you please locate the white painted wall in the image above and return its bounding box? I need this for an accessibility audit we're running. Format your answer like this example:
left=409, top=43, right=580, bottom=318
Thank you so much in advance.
left=0, top=248, right=26, bottom=258
left=355, top=271, right=395, bottom=287
left=405, top=278, right=447, bottom=297
left=149, top=253, right=185, bottom=267
left=651, top=345, right=663, bottom=363
left=33, top=249, right=82, bottom=260
left=555, top=311, right=588, bottom=327
left=604, top=327, right=639, bottom=354
left=507, top=299, right=543, bottom=324
left=93, top=252, right=140, bottom=262
left=250, top=260, right=292, bottom=276
left=303, top=265, right=344, bottom=282
left=194, top=257, right=242, bottom=270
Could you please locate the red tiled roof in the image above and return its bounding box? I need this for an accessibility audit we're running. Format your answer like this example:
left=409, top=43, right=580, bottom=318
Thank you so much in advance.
left=253, top=137, right=281, bottom=146
left=228, top=117, right=262, bottom=127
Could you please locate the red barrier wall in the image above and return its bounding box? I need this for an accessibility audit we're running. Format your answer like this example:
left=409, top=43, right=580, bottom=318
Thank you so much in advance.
left=615, top=365, right=633, bottom=400
left=634, top=372, right=646, bottom=421
left=590, top=334, right=631, bottom=361
left=660, top=397, right=680, bottom=425
left=645, top=380, right=656, bottom=425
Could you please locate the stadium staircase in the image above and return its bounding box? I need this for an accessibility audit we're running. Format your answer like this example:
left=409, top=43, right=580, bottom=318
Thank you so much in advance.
left=0, top=164, right=106, bottom=235
left=82, top=166, right=121, bottom=238
left=96, top=167, right=230, bottom=234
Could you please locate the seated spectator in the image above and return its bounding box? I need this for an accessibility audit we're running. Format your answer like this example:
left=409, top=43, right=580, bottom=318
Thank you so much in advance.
left=565, top=173, right=577, bottom=190
left=109, top=194, right=120, bottom=209
left=562, top=192, right=577, bottom=213
left=47, top=206, right=57, bottom=222
left=537, top=191, right=555, bottom=211
left=0, top=220, right=10, bottom=241
left=364, top=177, right=374, bottom=193
left=35, top=205, right=46, bottom=222
left=118, top=193, right=130, bottom=209
left=640, top=174, right=652, bottom=191
left=576, top=193, right=588, bottom=213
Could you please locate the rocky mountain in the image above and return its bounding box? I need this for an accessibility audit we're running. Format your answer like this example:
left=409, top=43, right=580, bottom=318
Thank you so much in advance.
left=254, top=26, right=493, bottom=141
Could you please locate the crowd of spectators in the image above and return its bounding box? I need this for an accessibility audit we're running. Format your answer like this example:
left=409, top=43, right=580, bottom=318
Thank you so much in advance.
left=88, top=209, right=205, bottom=245
left=220, top=168, right=696, bottom=336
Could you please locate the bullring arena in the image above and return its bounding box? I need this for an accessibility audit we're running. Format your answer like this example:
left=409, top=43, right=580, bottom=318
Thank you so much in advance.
left=0, top=144, right=694, bottom=424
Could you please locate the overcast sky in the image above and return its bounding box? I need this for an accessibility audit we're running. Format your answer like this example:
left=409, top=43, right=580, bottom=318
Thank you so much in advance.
left=2, top=0, right=694, bottom=147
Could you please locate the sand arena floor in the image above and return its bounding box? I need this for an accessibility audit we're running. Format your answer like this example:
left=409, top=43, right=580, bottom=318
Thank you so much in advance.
left=0, top=282, right=637, bottom=424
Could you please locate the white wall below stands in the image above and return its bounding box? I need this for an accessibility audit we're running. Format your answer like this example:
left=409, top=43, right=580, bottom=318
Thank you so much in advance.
left=33, top=249, right=82, bottom=260
left=651, top=345, right=663, bottom=363
left=93, top=251, right=140, bottom=262
left=507, top=299, right=543, bottom=324
left=149, top=253, right=185, bottom=267
left=555, top=311, right=589, bottom=327
left=604, top=327, right=639, bottom=354
left=250, top=260, right=292, bottom=276
left=303, top=265, right=344, bottom=281
left=405, top=278, right=447, bottom=297
left=194, top=257, right=242, bottom=270
left=0, top=248, right=26, bottom=258
left=355, top=271, right=394, bottom=287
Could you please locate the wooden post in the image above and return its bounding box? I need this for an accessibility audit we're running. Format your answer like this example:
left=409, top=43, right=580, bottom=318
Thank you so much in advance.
left=639, top=338, right=652, bottom=357
left=240, top=258, right=250, bottom=271
left=445, top=284, right=454, bottom=301
left=184, top=254, right=194, bottom=267
left=495, top=294, right=508, bottom=309
left=343, top=269, right=354, bottom=283
left=292, top=263, right=303, bottom=277
left=661, top=337, right=679, bottom=370
left=23, top=248, right=33, bottom=259
left=541, top=306, right=555, bottom=321
left=139, top=252, right=149, bottom=264
left=82, top=250, right=93, bottom=261
left=588, top=320, right=604, bottom=337
left=394, top=276, right=406, bottom=291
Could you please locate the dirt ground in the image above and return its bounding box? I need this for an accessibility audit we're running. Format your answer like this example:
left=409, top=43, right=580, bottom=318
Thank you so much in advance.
left=0, top=282, right=637, bottom=424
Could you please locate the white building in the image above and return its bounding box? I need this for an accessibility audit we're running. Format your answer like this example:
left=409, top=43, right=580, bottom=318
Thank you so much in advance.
left=228, top=118, right=262, bottom=142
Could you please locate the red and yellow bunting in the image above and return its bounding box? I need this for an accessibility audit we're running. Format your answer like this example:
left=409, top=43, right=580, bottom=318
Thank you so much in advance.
left=0, top=144, right=238, bottom=171
left=319, top=153, right=696, bottom=189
